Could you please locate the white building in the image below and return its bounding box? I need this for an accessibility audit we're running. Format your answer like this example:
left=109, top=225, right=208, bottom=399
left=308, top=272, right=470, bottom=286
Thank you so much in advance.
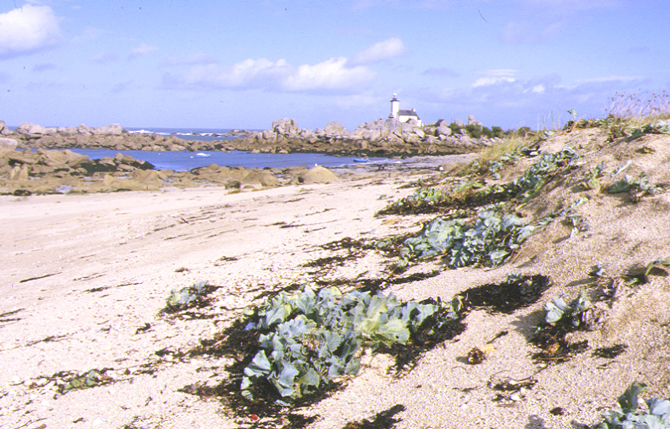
left=388, top=93, right=422, bottom=126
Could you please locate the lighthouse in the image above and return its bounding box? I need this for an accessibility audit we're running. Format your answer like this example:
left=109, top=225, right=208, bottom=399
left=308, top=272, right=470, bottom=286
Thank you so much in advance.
left=389, top=93, right=400, bottom=119
left=388, top=93, right=422, bottom=126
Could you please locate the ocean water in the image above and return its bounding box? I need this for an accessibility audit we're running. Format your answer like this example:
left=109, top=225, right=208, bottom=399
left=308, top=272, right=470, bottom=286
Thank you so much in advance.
left=23, top=126, right=391, bottom=171
left=69, top=148, right=388, bottom=172
left=125, top=127, right=258, bottom=142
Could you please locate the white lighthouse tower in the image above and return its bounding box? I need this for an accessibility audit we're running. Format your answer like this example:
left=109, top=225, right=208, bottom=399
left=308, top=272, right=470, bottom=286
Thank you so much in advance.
left=389, top=93, right=400, bottom=119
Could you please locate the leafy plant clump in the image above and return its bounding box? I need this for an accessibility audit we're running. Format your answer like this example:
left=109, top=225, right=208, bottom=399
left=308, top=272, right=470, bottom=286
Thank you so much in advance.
left=57, top=369, right=114, bottom=394
left=241, top=286, right=462, bottom=405
left=543, top=289, right=592, bottom=326
left=596, top=382, right=670, bottom=429
left=399, top=208, right=535, bottom=268
left=162, top=281, right=216, bottom=314
left=381, top=186, right=446, bottom=215
left=505, top=147, right=578, bottom=201
left=533, top=289, right=595, bottom=363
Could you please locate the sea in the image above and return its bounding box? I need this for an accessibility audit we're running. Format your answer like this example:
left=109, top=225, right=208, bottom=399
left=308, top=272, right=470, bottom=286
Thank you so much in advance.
left=65, top=127, right=391, bottom=172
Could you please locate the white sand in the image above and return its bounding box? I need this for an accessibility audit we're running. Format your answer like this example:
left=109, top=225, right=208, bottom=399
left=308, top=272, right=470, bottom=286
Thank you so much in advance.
left=2, top=129, right=670, bottom=429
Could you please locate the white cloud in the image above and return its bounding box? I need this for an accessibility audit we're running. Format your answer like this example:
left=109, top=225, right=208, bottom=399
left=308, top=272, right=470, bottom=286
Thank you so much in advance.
left=351, top=37, right=406, bottom=64
left=0, top=5, right=62, bottom=58
left=283, top=57, right=376, bottom=91
left=531, top=84, right=546, bottom=94
left=472, top=69, right=518, bottom=87
left=170, top=58, right=291, bottom=90
left=129, top=43, right=158, bottom=58
left=473, top=76, right=516, bottom=87
left=165, top=56, right=376, bottom=94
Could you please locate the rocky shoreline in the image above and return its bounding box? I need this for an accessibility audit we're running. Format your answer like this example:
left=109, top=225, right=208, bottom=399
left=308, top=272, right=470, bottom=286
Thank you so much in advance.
left=0, top=117, right=492, bottom=195
left=1, top=116, right=498, bottom=156
left=0, top=140, right=343, bottom=196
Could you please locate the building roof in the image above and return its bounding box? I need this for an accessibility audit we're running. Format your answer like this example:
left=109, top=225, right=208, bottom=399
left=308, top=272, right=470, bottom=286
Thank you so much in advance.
left=398, top=109, right=420, bottom=118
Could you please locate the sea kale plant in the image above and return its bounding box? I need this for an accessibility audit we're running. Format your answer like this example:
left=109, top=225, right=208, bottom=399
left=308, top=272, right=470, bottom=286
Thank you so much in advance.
left=241, top=286, right=461, bottom=405
left=596, top=382, right=670, bottom=429
left=505, top=147, right=579, bottom=201
left=162, top=281, right=213, bottom=313
left=399, top=208, right=535, bottom=268
left=543, top=289, right=592, bottom=327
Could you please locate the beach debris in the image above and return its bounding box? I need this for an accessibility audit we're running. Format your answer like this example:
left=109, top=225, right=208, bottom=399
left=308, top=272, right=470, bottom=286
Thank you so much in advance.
left=466, top=344, right=495, bottom=364
left=459, top=274, right=552, bottom=314
left=593, top=344, right=628, bottom=359
left=26, top=369, right=116, bottom=396
left=344, top=404, right=406, bottom=429
left=0, top=308, right=23, bottom=325
left=489, top=375, right=537, bottom=405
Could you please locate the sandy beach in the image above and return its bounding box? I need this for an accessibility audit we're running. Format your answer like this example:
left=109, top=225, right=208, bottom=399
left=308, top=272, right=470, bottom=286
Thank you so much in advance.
left=2, top=128, right=670, bottom=429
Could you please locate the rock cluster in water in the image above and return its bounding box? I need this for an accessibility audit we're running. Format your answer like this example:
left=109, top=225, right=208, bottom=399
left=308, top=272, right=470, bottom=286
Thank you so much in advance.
left=2, top=116, right=497, bottom=156
left=0, top=144, right=338, bottom=196
left=233, top=117, right=497, bottom=156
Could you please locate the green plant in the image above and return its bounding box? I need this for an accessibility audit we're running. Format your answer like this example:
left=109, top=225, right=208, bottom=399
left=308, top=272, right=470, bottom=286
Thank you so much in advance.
left=163, top=281, right=212, bottom=312
left=543, top=289, right=591, bottom=326
left=581, top=164, right=606, bottom=191
left=58, top=369, right=113, bottom=394
left=390, top=187, right=445, bottom=211
left=465, top=124, right=483, bottom=139
left=241, top=286, right=461, bottom=405
left=596, top=382, right=670, bottom=429
left=607, top=172, right=659, bottom=198
left=399, top=208, right=535, bottom=268
left=645, top=258, right=670, bottom=277
left=507, top=147, right=579, bottom=200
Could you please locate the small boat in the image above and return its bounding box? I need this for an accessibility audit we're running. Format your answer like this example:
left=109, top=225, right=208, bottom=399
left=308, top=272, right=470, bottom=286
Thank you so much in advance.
left=195, top=152, right=211, bottom=158
left=353, top=158, right=370, bottom=163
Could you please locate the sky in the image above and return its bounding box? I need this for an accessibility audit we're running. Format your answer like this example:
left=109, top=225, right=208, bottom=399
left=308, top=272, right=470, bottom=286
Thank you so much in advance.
left=0, top=0, right=669, bottom=131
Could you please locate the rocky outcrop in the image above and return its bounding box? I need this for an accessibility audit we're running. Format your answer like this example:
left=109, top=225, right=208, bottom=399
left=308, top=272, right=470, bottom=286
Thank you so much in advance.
left=0, top=137, right=18, bottom=151
left=9, top=123, right=195, bottom=152
left=237, top=116, right=497, bottom=157
left=298, top=165, right=339, bottom=184
left=4, top=118, right=498, bottom=157
left=0, top=148, right=336, bottom=195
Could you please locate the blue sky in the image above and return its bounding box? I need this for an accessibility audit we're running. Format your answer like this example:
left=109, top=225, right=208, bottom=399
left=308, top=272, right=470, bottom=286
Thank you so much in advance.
left=1, top=0, right=668, bottom=130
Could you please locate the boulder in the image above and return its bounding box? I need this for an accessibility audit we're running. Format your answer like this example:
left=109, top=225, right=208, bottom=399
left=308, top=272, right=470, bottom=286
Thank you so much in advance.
left=16, top=123, right=48, bottom=135
left=77, top=124, right=91, bottom=135
left=57, top=126, right=78, bottom=135
left=0, top=137, right=18, bottom=151
left=91, top=124, right=123, bottom=135
left=4, top=151, right=37, bottom=165
left=324, top=121, right=345, bottom=135
left=132, top=169, right=165, bottom=187
left=272, top=118, right=299, bottom=135
left=298, top=165, right=338, bottom=185
left=436, top=124, right=452, bottom=137
left=0, top=120, right=12, bottom=135
left=37, top=149, right=69, bottom=167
